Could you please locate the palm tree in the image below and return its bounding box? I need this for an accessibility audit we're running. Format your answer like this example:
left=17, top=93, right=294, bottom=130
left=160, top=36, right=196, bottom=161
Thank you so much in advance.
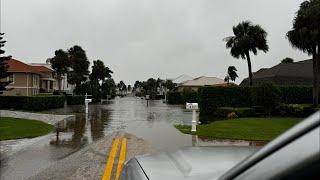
left=225, top=21, right=269, bottom=86
left=227, top=66, right=238, bottom=82
left=287, top=0, right=319, bottom=106
left=224, top=75, right=230, bottom=84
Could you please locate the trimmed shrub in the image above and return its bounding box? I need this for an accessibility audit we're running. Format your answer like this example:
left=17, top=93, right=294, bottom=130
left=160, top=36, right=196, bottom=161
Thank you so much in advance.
left=167, top=92, right=183, bottom=104
left=167, top=88, right=199, bottom=104
left=252, top=83, right=281, bottom=115
left=279, top=86, right=314, bottom=104
left=181, top=88, right=198, bottom=103
left=198, top=86, right=252, bottom=115
left=276, top=104, right=316, bottom=117
left=0, top=95, right=65, bottom=111
left=198, top=85, right=316, bottom=116
left=66, top=95, right=85, bottom=105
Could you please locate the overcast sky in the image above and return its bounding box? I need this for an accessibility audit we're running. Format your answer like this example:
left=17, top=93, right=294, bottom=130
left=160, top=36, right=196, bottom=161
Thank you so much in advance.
left=0, top=0, right=309, bottom=85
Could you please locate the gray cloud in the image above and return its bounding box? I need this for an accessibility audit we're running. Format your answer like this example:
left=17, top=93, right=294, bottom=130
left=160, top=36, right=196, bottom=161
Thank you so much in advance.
left=1, top=0, right=309, bottom=84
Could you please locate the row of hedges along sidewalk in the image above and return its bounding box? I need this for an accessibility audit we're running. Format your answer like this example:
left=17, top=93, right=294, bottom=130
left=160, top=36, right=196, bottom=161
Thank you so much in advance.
left=0, top=95, right=65, bottom=111
left=198, top=85, right=318, bottom=117
left=167, top=88, right=199, bottom=104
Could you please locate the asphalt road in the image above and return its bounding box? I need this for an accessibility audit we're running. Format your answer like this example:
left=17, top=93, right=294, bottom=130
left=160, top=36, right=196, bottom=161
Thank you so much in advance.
left=28, top=131, right=154, bottom=180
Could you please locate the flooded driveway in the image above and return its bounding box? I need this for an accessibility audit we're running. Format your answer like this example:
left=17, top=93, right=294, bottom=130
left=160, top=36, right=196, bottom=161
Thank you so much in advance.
left=0, top=97, right=257, bottom=179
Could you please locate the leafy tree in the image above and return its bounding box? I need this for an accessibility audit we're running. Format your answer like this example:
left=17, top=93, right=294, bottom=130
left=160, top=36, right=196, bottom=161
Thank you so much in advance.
left=225, top=21, right=269, bottom=86
left=89, top=60, right=113, bottom=82
left=281, top=57, right=294, bottom=63
left=67, top=45, right=90, bottom=93
left=224, top=75, right=230, bottom=83
left=163, top=80, right=176, bottom=91
left=89, top=60, right=114, bottom=101
left=50, top=49, right=70, bottom=91
left=287, top=0, right=320, bottom=106
left=117, top=80, right=127, bottom=95
left=227, top=66, right=238, bottom=82
left=133, top=81, right=142, bottom=92
left=0, top=33, right=11, bottom=94
left=143, top=78, right=158, bottom=99
left=102, top=78, right=116, bottom=98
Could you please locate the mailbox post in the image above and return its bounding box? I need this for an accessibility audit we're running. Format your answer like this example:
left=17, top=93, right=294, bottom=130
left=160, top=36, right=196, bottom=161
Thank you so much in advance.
left=186, top=103, right=199, bottom=132
left=146, top=95, right=150, bottom=107
left=85, top=93, right=92, bottom=114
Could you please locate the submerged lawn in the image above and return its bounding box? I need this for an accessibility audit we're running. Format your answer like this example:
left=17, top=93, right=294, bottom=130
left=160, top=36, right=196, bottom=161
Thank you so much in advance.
left=175, top=117, right=302, bottom=141
left=0, top=117, right=54, bottom=140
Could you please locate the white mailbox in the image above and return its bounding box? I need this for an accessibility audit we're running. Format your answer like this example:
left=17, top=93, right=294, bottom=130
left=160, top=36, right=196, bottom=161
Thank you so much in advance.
left=85, top=99, right=92, bottom=103
left=145, top=95, right=150, bottom=100
left=186, top=103, right=199, bottom=110
left=186, top=103, right=199, bottom=132
left=85, top=93, right=92, bottom=114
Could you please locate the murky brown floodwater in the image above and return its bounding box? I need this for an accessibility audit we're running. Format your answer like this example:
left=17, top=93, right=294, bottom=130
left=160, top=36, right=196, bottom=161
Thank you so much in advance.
left=0, top=96, right=260, bottom=180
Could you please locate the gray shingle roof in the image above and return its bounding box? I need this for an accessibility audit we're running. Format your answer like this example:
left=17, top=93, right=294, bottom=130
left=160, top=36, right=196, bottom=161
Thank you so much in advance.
left=240, top=59, right=313, bottom=86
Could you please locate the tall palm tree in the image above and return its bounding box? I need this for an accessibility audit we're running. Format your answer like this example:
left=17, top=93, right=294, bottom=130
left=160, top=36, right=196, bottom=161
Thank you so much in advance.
left=225, top=21, right=269, bottom=86
left=227, top=66, right=238, bottom=82
left=287, top=0, right=319, bottom=106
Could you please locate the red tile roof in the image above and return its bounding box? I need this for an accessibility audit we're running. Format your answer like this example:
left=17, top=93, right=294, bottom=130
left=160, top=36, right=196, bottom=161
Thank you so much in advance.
left=31, top=65, right=53, bottom=72
left=6, top=58, right=53, bottom=73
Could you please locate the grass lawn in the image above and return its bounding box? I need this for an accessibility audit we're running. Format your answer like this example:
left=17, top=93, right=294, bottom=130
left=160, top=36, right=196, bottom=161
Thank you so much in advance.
left=0, top=117, right=54, bottom=141
left=175, top=117, right=302, bottom=141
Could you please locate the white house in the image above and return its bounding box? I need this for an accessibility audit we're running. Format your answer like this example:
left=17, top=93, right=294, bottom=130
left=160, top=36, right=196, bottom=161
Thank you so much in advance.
left=176, top=76, right=227, bottom=92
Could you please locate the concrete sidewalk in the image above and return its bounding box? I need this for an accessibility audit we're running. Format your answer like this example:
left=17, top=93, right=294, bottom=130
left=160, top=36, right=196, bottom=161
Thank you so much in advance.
left=0, top=110, right=75, bottom=125
left=29, top=131, right=155, bottom=180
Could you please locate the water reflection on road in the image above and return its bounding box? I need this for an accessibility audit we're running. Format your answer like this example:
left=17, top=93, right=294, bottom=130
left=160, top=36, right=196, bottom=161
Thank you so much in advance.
left=0, top=97, right=257, bottom=180
left=48, top=96, right=195, bottom=151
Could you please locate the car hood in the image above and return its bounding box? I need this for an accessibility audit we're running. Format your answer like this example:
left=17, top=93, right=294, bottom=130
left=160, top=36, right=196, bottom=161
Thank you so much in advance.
left=134, top=146, right=257, bottom=180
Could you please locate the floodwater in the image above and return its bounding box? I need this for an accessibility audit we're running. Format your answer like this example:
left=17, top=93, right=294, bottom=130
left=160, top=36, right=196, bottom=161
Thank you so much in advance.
left=0, top=97, right=259, bottom=179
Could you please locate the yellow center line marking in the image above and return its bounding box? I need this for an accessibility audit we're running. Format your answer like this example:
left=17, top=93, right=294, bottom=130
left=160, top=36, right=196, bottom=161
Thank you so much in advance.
left=102, top=137, right=119, bottom=180
left=115, top=138, right=127, bottom=180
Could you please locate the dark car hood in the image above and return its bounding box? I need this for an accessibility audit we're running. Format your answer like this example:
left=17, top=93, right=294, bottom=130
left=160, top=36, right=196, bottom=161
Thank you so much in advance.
left=134, top=146, right=257, bottom=180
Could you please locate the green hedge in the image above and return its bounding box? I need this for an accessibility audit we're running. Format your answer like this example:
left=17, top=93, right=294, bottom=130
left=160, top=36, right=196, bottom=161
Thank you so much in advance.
left=66, top=95, right=85, bottom=105
left=0, top=95, right=65, bottom=111
left=276, top=104, right=317, bottom=117
left=167, top=90, right=199, bottom=104
left=198, top=86, right=252, bottom=115
left=198, top=86, right=317, bottom=116
left=167, top=92, right=184, bottom=104
left=279, top=86, right=314, bottom=104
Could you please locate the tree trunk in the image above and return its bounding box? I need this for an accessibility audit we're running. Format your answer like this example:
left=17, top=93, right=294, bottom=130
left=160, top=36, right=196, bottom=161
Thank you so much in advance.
left=312, top=47, right=319, bottom=106
left=57, top=75, right=62, bottom=92
left=246, top=52, right=253, bottom=86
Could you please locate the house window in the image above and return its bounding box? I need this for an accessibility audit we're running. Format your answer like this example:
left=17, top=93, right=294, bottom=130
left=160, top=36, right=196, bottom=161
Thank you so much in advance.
left=7, top=74, right=14, bottom=84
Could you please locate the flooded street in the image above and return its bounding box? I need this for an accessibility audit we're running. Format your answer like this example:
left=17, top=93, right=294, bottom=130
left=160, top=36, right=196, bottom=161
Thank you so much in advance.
left=0, top=97, right=257, bottom=179
left=49, top=96, right=196, bottom=151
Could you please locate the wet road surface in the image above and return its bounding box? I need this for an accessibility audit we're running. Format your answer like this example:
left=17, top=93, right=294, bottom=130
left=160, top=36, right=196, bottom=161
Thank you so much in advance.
left=0, top=97, right=258, bottom=180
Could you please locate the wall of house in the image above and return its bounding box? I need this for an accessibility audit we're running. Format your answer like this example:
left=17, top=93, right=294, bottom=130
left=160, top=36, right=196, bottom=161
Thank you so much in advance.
left=1, top=73, right=40, bottom=96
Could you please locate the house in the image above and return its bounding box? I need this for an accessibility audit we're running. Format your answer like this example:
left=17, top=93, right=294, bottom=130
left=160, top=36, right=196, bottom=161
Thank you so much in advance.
left=1, top=58, right=57, bottom=96
left=171, top=74, right=193, bottom=84
left=31, top=63, right=75, bottom=94
left=176, top=76, right=227, bottom=92
left=240, top=59, right=314, bottom=86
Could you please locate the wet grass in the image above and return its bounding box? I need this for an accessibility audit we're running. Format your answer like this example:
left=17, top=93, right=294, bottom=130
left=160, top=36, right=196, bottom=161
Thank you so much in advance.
left=0, top=117, right=54, bottom=140
left=175, top=117, right=302, bottom=141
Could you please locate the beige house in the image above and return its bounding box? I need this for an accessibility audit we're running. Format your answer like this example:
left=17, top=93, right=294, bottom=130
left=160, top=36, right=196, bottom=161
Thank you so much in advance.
left=1, top=58, right=57, bottom=96
left=176, top=76, right=227, bottom=92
